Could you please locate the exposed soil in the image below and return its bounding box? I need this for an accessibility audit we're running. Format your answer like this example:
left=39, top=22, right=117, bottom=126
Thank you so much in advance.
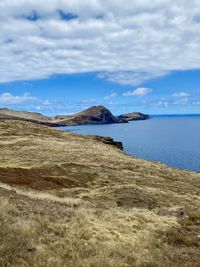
left=0, top=167, right=78, bottom=190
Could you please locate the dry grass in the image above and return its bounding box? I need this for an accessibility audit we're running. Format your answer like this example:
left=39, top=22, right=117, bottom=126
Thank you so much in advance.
left=0, top=192, right=178, bottom=267
left=0, top=120, right=200, bottom=266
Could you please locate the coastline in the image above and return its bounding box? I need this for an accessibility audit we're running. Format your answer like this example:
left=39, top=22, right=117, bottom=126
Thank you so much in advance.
left=0, top=120, right=200, bottom=266
left=57, top=116, right=200, bottom=173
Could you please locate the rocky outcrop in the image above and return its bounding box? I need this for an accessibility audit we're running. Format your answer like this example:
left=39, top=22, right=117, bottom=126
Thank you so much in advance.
left=91, top=135, right=123, bottom=150
left=118, top=112, right=150, bottom=122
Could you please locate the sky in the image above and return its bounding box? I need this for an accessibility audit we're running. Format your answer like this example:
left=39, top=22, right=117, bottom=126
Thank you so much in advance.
left=0, top=0, right=200, bottom=115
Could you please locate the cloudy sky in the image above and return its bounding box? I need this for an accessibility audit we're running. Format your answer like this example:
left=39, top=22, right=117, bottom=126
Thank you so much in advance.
left=0, top=0, right=200, bottom=115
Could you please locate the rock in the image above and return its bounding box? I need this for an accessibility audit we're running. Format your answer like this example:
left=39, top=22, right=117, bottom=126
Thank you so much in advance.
left=118, top=112, right=150, bottom=122
left=91, top=135, right=123, bottom=150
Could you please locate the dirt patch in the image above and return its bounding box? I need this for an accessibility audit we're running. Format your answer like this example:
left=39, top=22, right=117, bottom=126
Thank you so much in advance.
left=0, top=167, right=78, bottom=190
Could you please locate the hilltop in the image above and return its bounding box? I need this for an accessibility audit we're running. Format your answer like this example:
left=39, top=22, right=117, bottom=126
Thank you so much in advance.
left=0, top=120, right=200, bottom=267
left=0, top=106, right=149, bottom=126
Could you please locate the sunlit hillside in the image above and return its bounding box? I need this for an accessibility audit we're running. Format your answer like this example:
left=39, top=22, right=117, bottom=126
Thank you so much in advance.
left=0, top=120, right=200, bottom=267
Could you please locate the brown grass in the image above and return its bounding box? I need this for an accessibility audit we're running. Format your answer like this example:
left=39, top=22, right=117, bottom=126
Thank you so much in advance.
left=0, top=120, right=200, bottom=266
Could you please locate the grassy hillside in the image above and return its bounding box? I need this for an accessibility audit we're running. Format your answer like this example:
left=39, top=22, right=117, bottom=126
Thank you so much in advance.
left=0, top=120, right=200, bottom=267
left=0, top=108, right=59, bottom=127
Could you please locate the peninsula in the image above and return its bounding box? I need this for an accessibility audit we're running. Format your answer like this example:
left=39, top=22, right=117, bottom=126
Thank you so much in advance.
left=0, top=106, right=149, bottom=127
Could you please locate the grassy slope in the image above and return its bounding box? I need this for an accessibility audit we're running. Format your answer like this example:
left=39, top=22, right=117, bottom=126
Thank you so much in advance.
left=0, top=120, right=200, bottom=267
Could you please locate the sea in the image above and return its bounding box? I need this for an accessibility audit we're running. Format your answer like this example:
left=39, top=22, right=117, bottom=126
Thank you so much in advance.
left=59, top=115, right=200, bottom=172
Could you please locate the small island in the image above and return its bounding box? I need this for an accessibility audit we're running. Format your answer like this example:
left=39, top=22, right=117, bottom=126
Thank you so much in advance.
left=118, top=112, right=150, bottom=121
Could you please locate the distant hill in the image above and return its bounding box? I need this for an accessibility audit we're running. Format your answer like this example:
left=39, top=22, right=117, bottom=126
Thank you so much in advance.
left=0, top=106, right=149, bottom=126
left=0, top=108, right=59, bottom=126
left=52, top=105, right=126, bottom=126
left=118, top=112, right=150, bottom=122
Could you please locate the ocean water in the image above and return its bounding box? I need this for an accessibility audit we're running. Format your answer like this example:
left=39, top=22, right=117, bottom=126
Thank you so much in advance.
left=59, top=116, right=200, bottom=172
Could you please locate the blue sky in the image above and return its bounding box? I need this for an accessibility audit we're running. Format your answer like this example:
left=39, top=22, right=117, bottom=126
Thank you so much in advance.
left=0, top=1, right=200, bottom=115
left=1, top=70, right=200, bottom=115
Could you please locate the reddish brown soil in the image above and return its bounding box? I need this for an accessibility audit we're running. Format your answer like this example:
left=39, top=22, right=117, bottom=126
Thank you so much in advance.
left=0, top=167, right=78, bottom=190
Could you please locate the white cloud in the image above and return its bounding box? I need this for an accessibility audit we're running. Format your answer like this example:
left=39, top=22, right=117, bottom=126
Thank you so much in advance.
left=98, top=71, right=167, bottom=86
left=123, top=87, right=152, bottom=97
left=42, top=99, right=52, bottom=105
left=173, top=97, right=189, bottom=105
left=0, top=92, right=54, bottom=107
left=0, top=1, right=200, bottom=85
left=104, top=92, right=117, bottom=99
left=192, top=101, right=200, bottom=105
left=0, top=92, right=37, bottom=104
left=172, top=92, right=190, bottom=97
left=157, top=101, right=169, bottom=107
left=172, top=91, right=190, bottom=105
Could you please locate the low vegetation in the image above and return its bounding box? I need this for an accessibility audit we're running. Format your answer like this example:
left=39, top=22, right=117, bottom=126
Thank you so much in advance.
left=0, top=120, right=200, bottom=266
